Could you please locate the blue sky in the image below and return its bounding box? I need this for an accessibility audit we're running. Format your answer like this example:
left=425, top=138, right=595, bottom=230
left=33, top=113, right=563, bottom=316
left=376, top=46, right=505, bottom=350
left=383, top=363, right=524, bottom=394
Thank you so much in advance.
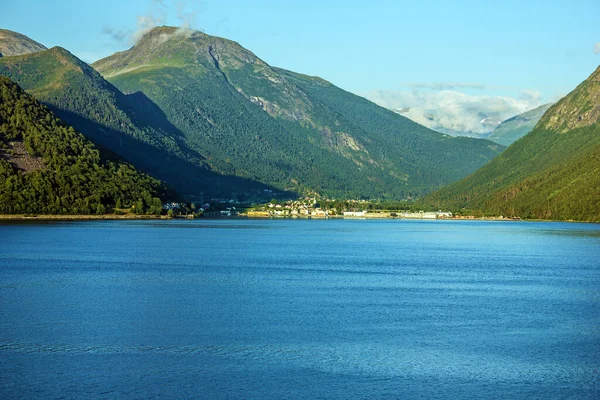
left=2, top=0, right=599, bottom=134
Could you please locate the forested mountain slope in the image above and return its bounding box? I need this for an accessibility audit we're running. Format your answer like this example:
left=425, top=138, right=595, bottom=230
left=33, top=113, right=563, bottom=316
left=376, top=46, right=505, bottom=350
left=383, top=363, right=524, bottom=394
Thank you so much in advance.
left=93, top=26, right=503, bottom=199
left=0, top=76, right=165, bottom=214
left=424, top=66, right=600, bottom=221
left=0, top=45, right=267, bottom=198
left=277, top=68, right=504, bottom=192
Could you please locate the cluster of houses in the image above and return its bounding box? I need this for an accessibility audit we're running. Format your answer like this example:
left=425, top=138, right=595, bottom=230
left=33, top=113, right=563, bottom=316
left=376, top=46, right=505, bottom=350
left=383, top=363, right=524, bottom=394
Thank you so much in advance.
left=342, top=211, right=453, bottom=219
left=248, top=201, right=453, bottom=219
left=162, top=202, right=187, bottom=211
left=398, top=211, right=453, bottom=219
left=248, top=202, right=330, bottom=217
left=164, top=198, right=454, bottom=219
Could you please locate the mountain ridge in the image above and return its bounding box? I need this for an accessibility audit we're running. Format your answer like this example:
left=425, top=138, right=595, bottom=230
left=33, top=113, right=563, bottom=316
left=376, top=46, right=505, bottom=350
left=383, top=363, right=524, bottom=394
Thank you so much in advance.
left=92, top=26, right=504, bottom=199
left=488, top=103, right=553, bottom=146
left=0, top=43, right=275, bottom=199
left=0, top=29, right=47, bottom=57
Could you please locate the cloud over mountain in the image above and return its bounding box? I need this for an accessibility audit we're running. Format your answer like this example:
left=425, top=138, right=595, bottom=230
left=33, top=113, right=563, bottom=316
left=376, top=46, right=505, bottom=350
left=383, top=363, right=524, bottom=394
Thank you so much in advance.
left=363, top=88, right=545, bottom=136
left=102, top=0, right=197, bottom=45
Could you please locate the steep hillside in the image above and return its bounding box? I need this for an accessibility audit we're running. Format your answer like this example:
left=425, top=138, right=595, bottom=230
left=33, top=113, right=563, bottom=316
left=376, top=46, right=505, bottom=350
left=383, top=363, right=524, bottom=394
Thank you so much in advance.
left=277, top=68, right=503, bottom=190
left=0, top=44, right=263, bottom=199
left=424, top=66, right=600, bottom=221
left=0, top=76, right=165, bottom=214
left=488, top=103, right=553, bottom=146
left=0, top=29, right=46, bottom=57
left=93, top=26, right=503, bottom=199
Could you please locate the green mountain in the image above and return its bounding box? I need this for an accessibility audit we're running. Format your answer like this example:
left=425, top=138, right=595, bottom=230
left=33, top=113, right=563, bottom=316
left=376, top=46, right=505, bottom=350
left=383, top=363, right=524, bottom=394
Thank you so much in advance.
left=488, top=103, right=553, bottom=146
left=0, top=76, right=165, bottom=215
left=92, top=26, right=503, bottom=199
left=0, top=44, right=266, bottom=199
left=0, top=29, right=46, bottom=57
left=424, top=66, right=600, bottom=221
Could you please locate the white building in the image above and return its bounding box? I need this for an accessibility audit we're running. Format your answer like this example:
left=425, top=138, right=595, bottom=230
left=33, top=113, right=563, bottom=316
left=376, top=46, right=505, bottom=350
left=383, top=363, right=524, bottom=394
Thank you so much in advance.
left=343, top=211, right=366, bottom=217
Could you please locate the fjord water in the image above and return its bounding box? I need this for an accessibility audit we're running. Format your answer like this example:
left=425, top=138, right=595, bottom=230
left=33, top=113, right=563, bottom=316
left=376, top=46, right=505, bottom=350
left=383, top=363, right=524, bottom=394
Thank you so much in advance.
left=1, top=220, right=599, bottom=399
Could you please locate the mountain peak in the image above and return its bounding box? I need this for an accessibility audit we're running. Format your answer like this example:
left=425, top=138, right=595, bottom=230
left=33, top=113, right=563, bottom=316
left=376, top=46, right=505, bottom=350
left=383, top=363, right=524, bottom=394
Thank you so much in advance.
left=135, top=25, right=212, bottom=48
left=0, top=29, right=47, bottom=57
left=93, top=25, right=260, bottom=79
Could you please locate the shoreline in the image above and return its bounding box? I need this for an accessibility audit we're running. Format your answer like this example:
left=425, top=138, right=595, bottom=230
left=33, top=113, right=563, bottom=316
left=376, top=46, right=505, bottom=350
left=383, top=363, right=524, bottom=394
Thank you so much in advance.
left=0, top=214, right=167, bottom=220
left=0, top=214, right=595, bottom=224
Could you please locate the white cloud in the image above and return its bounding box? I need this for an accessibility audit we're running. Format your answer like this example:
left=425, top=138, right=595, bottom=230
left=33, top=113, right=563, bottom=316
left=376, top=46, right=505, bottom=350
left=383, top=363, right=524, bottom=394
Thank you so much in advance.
left=405, top=82, right=487, bottom=91
left=519, top=89, right=542, bottom=103
left=175, top=0, right=198, bottom=32
left=132, top=15, right=164, bottom=43
left=594, top=42, right=600, bottom=54
left=103, top=0, right=198, bottom=45
left=363, top=88, right=545, bottom=136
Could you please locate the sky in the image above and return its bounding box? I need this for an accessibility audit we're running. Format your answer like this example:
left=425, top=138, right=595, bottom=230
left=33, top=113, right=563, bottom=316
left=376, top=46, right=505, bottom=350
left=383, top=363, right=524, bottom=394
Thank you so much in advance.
left=2, top=0, right=599, bottom=135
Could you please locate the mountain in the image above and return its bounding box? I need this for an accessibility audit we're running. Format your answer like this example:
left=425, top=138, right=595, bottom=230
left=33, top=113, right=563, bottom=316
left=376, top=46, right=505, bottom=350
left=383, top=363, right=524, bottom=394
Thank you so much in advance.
left=488, top=103, right=553, bottom=146
left=0, top=29, right=46, bottom=57
left=0, top=76, right=166, bottom=214
left=0, top=43, right=268, bottom=200
left=275, top=68, right=504, bottom=190
left=92, top=26, right=503, bottom=199
left=423, top=66, right=600, bottom=221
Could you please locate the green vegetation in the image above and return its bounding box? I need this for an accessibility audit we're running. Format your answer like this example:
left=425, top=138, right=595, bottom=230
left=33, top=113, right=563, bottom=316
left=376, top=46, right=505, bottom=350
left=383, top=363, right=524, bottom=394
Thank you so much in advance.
left=423, top=66, right=600, bottom=222
left=0, top=46, right=177, bottom=150
left=277, top=68, right=504, bottom=194
left=0, top=76, right=166, bottom=214
left=488, top=103, right=553, bottom=146
left=0, top=45, right=262, bottom=200
left=92, top=26, right=504, bottom=199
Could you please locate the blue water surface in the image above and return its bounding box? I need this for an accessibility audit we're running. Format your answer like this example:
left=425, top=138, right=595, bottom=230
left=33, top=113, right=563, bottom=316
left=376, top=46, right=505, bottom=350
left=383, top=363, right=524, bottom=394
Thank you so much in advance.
left=0, top=219, right=599, bottom=399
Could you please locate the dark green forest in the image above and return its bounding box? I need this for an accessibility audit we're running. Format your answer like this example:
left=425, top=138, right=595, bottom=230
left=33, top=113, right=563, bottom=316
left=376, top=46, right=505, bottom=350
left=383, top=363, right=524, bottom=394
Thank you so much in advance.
left=422, top=124, right=600, bottom=221
left=0, top=76, right=166, bottom=214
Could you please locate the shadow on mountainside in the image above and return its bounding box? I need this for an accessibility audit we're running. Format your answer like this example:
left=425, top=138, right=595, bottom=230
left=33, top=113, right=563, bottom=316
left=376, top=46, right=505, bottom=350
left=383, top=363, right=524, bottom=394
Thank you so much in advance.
left=52, top=108, right=298, bottom=201
left=121, top=90, right=209, bottom=164
left=124, top=91, right=188, bottom=140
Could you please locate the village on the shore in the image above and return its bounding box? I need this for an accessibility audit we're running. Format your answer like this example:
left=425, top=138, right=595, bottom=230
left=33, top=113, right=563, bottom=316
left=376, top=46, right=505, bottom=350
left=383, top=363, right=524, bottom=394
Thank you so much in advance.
left=165, top=198, right=521, bottom=220
left=246, top=201, right=453, bottom=219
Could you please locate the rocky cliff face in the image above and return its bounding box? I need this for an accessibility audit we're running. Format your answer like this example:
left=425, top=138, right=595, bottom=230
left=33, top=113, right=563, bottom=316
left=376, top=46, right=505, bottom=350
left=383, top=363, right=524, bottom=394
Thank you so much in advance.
left=538, top=66, right=600, bottom=134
